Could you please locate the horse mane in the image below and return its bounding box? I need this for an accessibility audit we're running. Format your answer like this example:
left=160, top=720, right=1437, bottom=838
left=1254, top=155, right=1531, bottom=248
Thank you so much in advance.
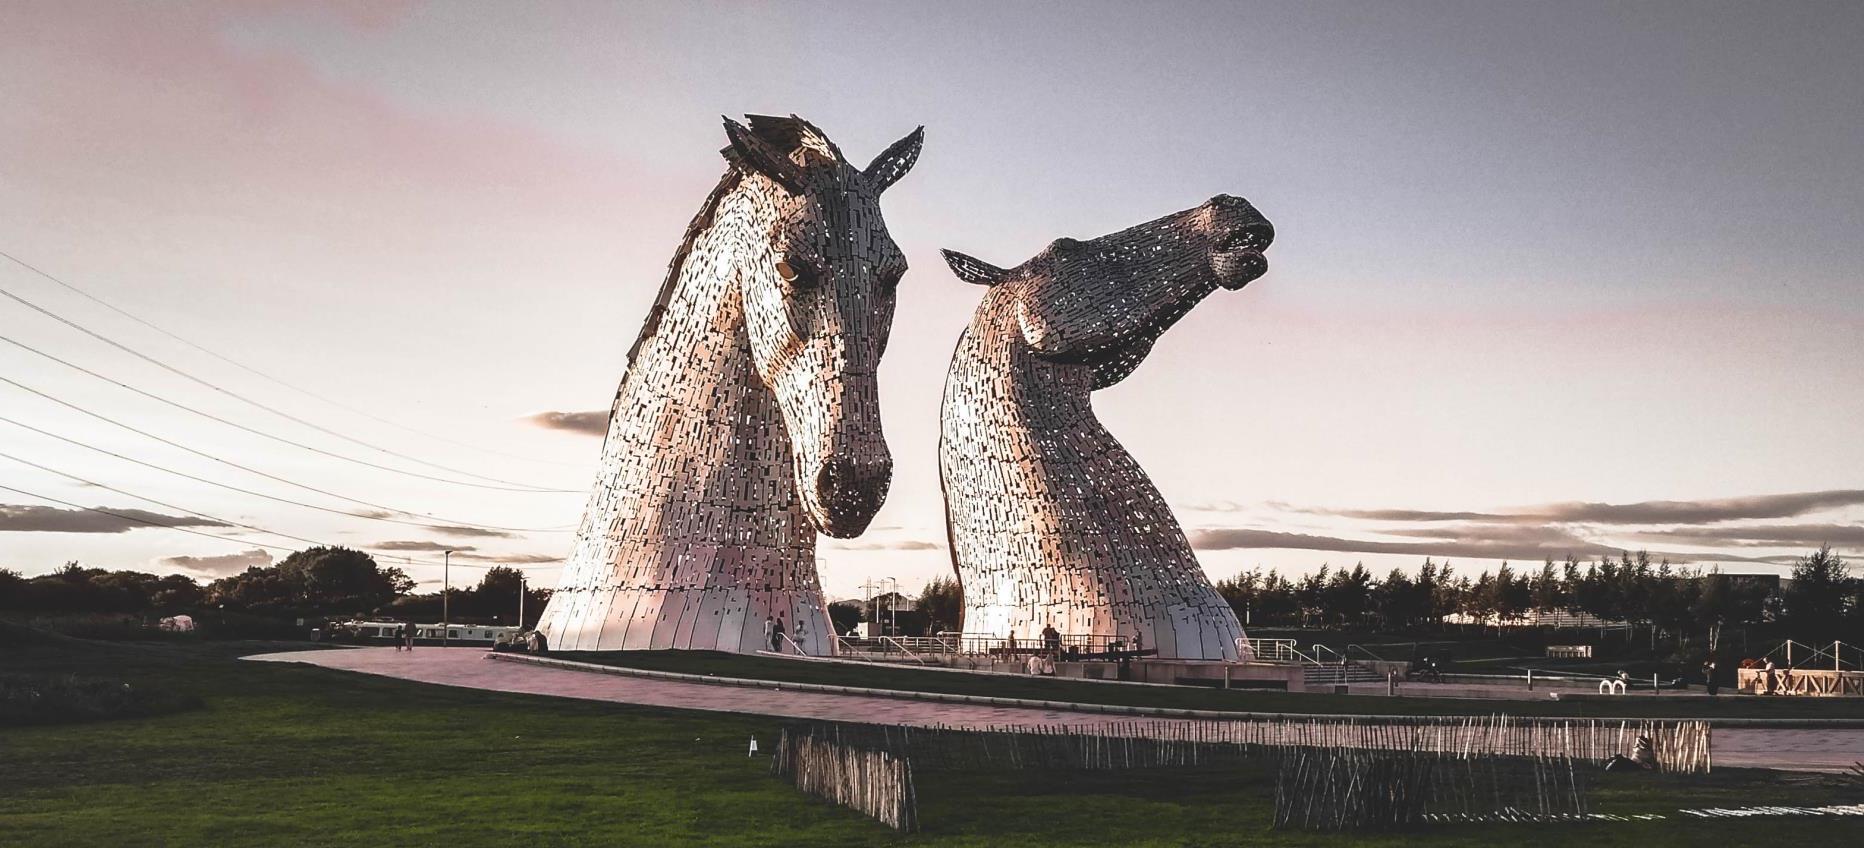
left=602, top=116, right=840, bottom=438
left=603, top=167, right=743, bottom=437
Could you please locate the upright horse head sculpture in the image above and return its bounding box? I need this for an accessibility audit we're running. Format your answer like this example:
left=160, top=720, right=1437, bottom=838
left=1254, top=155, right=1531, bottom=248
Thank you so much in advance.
left=939, top=195, right=1273, bottom=659
left=538, top=115, right=923, bottom=654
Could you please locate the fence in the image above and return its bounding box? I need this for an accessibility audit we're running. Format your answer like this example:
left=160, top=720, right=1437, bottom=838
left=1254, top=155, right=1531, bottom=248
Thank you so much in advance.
left=1273, top=746, right=1589, bottom=830
left=769, top=715, right=1707, bottom=832
left=771, top=730, right=918, bottom=832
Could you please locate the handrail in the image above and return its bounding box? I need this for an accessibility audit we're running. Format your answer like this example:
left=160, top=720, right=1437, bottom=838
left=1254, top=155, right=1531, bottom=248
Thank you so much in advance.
left=1760, top=639, right=1861, bottom=671
left=878, top=635, right=930, bottom=665
left=1345, top=644, right=1388, bottom=663
left=1308, top=644, right=1344, bottom=664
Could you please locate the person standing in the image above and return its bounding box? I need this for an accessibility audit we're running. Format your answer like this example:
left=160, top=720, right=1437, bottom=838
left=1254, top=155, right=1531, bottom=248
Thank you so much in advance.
left=401, top=621, right=415, bottom=652
left=1763, top=658, right=1777, bottom=695
left=764, top=615, right=776, bottom=652
left=772, top=616, right=787, bottom=654
left=1702, top=659, right=1719, bottom=696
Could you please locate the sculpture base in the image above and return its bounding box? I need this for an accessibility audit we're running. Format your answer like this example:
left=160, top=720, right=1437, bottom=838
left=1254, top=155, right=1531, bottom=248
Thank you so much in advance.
left=536, top=587, right=833, bottom=656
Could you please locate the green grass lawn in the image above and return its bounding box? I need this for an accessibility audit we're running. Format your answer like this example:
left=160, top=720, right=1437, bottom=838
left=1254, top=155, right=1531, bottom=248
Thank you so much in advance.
left=2, top=630, right=1860, bottom=846
left=557, top=650, right=1864, bottom=721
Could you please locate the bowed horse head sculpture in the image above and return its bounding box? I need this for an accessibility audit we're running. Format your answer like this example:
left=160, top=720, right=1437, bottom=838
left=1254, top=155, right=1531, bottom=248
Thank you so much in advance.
left=537, top=115, right=921, bottom=654
left=726, top=115, right=923, bottom=536
left=937, top=194, right=1272, bottom=660
left=941, top=194, right=1272, bottom=388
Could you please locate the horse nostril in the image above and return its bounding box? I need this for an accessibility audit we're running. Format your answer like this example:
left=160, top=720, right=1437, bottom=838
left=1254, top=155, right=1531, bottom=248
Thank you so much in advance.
left=1229, top=222, right=1274, bottom=252
left=815, top=459, right=889, bottom=518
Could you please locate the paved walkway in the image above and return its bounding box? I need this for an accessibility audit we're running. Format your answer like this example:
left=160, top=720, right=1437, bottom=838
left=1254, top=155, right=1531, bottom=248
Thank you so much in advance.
left=247, top=647, right=1864, bottom=773
left=247, top=646, right=1104, bottom=725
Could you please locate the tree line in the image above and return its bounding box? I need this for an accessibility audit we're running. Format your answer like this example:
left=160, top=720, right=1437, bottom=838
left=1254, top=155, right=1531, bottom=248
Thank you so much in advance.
left=0, top=546, right=549, bottom=631
left=1213, top=547, right=1860, bottom=647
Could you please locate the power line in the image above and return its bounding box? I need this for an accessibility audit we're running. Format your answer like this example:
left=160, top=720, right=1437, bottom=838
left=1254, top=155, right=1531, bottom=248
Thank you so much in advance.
left=1, top=247, right=583, bottom=468
left=0, top=331, right=577, bottom=493
left=0, top=482, right=561, bottom=571
left=0, top=373, right=574, bottom=534
left=0, top=414, right=571, bottom=535
left=0, top=448, right=413, bottom=559
left=0, top=482, right=307, bottom=557
left=0, top=271, right=576, bottom=489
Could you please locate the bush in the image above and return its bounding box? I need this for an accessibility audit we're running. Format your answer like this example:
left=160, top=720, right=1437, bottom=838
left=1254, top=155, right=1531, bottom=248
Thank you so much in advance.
left=0, top=673, right=202, bottom=726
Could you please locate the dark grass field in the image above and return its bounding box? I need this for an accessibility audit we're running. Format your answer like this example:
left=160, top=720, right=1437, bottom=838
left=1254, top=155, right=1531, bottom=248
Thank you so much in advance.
left=3, top=629, right=1860, bottom=846
left=558, top=650, right=1864, bottom=721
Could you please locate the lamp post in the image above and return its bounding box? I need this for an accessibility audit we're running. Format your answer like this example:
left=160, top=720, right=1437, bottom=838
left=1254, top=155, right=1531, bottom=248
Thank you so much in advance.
left=519, top=570, right=527, bottom=630
left=886, top=577, right=899, bottom=636
left=443, top=550, right=453, bottom=648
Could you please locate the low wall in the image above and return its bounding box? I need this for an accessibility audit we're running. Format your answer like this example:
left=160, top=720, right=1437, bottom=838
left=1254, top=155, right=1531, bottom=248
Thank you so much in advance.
left=929, top=656, right=1305, bottom=690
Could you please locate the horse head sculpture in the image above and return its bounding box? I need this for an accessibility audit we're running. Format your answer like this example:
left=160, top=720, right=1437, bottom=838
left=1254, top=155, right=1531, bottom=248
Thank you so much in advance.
left=941, top=194, right=1271, bottom=387
left=937, top=194, right=1273, bottom=659
left=724, top=115, right=921, bottom=537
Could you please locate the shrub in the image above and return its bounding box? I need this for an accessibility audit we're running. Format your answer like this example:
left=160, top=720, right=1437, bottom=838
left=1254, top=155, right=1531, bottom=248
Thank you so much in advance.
left=0, top=673, right=202, bottom=726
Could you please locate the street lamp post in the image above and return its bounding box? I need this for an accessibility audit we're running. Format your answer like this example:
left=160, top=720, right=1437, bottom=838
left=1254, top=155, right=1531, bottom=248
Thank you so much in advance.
left=518, top=571, right=526, bottom=630
left=886, top=577, right=899, bottom=636
left=443, top=550, right=453, bottom=648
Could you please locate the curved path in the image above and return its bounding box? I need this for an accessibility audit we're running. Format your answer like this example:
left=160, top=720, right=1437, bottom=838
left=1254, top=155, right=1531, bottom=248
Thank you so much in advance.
left=248, top=647, right=1864, bottom=773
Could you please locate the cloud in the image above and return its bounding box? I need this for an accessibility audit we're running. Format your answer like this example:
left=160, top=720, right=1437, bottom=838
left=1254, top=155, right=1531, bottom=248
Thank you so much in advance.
left=823, top=539, right=944, bottom=552
left=1626, top=523, right=1864, bottom=549
left=1310, top=489, right=1864, bottom=526
left=1185, top=527, right=1771, bottom=564
left=373, top=541, right=477, bottom=552
left=453, top=552, right=563, bottom=564
left=0, top=504, right=230, bottom=534
left=523, top=410, right=608, bottom=436
left=156, top=548, right=272, bottom=577
left=424, top=525, right=517, bottom=539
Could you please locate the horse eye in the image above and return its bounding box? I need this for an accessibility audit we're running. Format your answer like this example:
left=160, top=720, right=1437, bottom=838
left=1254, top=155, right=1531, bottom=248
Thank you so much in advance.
left=776, top=259, right=817, bottom=290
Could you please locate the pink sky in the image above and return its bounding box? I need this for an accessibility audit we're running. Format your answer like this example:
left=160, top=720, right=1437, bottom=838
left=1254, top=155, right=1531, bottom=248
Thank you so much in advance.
left=2, top=1, right=1860, bottom=597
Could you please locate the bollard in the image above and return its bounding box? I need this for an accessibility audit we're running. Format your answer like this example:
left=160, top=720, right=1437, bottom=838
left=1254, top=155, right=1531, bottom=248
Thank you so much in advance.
left=1527, top=668, right=1534, bottom=691
left=1652, top=673, right=1660, bottom=694
left=1387, top=670, right=1397, bottom=697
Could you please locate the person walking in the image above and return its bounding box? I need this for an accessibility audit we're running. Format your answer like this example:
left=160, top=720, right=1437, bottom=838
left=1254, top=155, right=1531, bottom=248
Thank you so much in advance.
left=772, top=616, right=787, bottom=654
left=401, top=621, right=415, bottom=652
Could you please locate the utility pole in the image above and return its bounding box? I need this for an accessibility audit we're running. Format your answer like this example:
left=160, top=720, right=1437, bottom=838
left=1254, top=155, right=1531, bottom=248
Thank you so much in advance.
left=443, top=550, right=453, bottom=648
left=887, top=576, right=899, bottom=636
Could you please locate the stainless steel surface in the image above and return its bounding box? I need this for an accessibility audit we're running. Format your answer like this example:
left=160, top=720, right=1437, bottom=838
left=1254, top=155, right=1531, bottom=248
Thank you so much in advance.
left=939, top=195, right=1273, bottom=659
left=538, top=115, right=923, bottom=654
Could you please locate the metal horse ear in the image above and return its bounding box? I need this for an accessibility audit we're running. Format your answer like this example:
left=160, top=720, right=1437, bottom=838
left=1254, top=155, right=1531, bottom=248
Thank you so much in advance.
left=941, top=249, right=1010, bottom=286
left=722, top=116, right=807, bottom=193
left=863, top=126, right=925, bottom=193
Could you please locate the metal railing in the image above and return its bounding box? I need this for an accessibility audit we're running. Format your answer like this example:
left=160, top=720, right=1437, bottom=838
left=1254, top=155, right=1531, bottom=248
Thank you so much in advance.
left=1241, top=638, right=1300, bottom=662
left=1762, top=639, right=1862, bottom=671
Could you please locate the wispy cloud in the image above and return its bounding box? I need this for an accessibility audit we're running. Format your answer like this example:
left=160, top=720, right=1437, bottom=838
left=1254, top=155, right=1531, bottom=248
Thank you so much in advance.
left=1, top=504, right=230, bottom=533
left=523, top=410, right=608, bottom=436
left=425, top=525, right=516, bottom=539
left=374, top=541, right=477, bottom=553
left=823, top=539, right=944, bottom=552
left=1314, top=489, right=1864, bottom=525
left=454, top=552, right=563, bottom=564
left=1626, top=523, right=1864, bottom=549
left=156, top=548, right=272, bottom=577
left=1186, top=527, right=1772, bottom=564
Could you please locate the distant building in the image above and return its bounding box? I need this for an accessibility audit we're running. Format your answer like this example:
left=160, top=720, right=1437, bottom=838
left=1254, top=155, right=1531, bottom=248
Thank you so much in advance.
left=1442, top=609, right=1630, bottom=630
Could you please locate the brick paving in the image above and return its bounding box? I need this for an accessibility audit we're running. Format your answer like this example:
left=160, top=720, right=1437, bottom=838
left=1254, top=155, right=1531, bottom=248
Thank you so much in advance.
left=246, top=646, right=1103, bottom=725
left=247, top=647, right=1864, bottom=772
